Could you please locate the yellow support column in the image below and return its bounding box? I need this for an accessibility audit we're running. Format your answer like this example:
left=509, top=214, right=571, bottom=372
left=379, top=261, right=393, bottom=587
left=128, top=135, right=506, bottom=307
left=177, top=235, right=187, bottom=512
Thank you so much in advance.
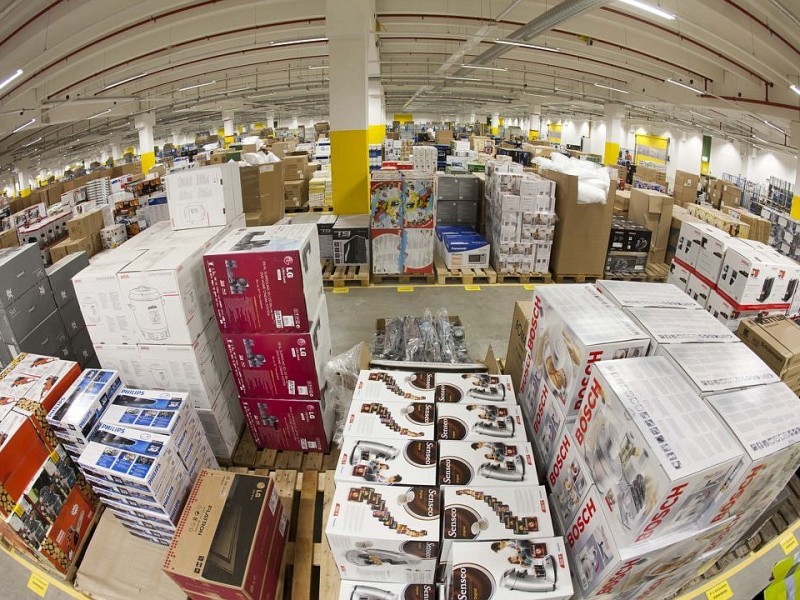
left=791, top=122, right=800, bottom=220
left=135, top=112, right=156, bottom=177
left=140, top=151, right=156, bottom=176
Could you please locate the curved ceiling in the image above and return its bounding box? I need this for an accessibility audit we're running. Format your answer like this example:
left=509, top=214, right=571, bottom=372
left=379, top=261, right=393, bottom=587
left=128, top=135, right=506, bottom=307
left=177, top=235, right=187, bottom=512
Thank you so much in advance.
left=0, top=0, right=798, bottom=177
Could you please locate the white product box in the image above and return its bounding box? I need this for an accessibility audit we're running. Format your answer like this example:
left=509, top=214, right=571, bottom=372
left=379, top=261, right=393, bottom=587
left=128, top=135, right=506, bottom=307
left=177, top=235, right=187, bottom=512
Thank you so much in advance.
left=445, top=537, right=572, bottom=600
left=694, top=226, right=732, bottom=282
left=704, top=382, right=800, bottom=525
left=101, top=482, right=186, bottom=527
left=343, top=400, right=436, bottom=440
left=685, top=272, right=714, bottom=307
left=519, top=284, right=650, bottom=420
left=434, top=373, right=516, bottom=404
left=704, top=289, right=756, bottom=330
left=165, top=161, right=243, bottom=230
left=197, top=398, right=243, bottom=460
left=83, top=473, right=170, bottom=506
left=666, top=259, right=692, bottom=292
left=626, top=306, right=738, bottom=349
left=675, top=221, right=717, bottom=267
left=596, top=280, right=702, bottom=310
left=437, top=441, right=538, bottom=487
left=100, top=224, right=127, bottom=250
left=658, top=342, right=780, bottom=395
left=326, top=485, right=441, bottom=583
left=353, top=370, right=436, bottom=403
left=105, top=500, right=179, bottom=531
left=572, top=357, right=743, bottom=545
left=94, top=468, right=188, bottom=517
left=338, top=582, right=436, bottom=600
left=529, top=377, right=568, bottom=468
left=336, top=437, right=437, bottom=487
left=436, top=404, right=526, bottom=442
left=46, top=369, right=122, bottom=447
left=756, top=244, right=800, bottom=313
left=441, top=485, right=554, bottom=558
left=717, top=242, right=789, bottom=308
left=546, top=430, right=592, bottom=528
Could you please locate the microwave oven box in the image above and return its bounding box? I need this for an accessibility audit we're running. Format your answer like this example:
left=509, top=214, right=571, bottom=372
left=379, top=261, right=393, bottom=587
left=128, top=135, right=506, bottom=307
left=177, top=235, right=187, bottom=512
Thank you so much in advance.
left=335, top=437, right=437, bottom=487
left=438, top=440, right=538, bottom=487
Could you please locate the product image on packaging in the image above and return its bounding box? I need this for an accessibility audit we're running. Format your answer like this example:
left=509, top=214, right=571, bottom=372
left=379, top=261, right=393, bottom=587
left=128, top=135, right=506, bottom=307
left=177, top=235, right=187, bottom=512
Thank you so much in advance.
left=547, top=431, right=591, bottom=526
left=435, top=373, right=516, bottom=404
left=127, top=285, right=169, bottom=341
left=337, top=438, right=437, bottom=486
left=438, top=441, right=537, bottom=486
left=338, top=582, right=436, bottom=600
left=353, top=370, right=436, bottom=402
left=343, top=401, right=435, bottom=440
left=436, top=404, right=526, bottom=441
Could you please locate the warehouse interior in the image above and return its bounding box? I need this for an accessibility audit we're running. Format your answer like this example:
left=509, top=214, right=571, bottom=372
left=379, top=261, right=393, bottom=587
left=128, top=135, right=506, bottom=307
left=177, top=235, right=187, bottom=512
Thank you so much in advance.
left=0, top=2, right=800, bottom=600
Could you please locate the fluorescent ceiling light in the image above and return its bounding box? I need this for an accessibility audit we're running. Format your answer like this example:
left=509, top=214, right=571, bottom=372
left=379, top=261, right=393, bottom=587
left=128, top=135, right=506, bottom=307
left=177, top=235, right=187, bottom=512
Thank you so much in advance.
left=103, top=72, right=147, bottom=91
left=247, top=93, right=274, bottom=99
left=88, top=108, right=112, bottom=119
left=752, top=135, right=768, bottom=143
left=22, top=137, right=41, bottom=148
left=618, top=0, right=676, bottom=20
left=270, top=36, right=327, bottom=48
left=791, top=84, right=800, bottom=95
left=178, top=81, right=216, bottom=92
left=308, top=65, right=329, bottom=70
left=0, top=68, right=23, bottom=92
left=666, top=78, right=704, bottom=94
left=445, top=76, right=482, bottom=82
left=594, top=83, right=629, bottom=94
left=494, top=39, right=560, bottom=52
left=221, top=87, right=251, bottom=94
left=12, top=118, right=35, bottom=133
left=460, top=64, right=507, bottom=72
left=762, top=120, right=787, bottom=135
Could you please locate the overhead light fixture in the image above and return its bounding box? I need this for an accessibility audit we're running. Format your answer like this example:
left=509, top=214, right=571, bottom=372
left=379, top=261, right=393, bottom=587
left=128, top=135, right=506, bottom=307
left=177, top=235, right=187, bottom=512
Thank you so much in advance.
left=617, top=0, right=676, bottom=20
left=460, top=64, right=508, bottom=72
left=666, top=78, right=704, bottom=94
left=270, top=36, right=327, bottom=48
left=22, top=137, right=41, bottom=148
left=791, top=84, right=800, bottom=96
left=221, top=87, right=252, bottom=94
left=88, top=108, right=112, bottom=119
left=752, top=135, right=768, bottom=143
left=494, top=39, right=560, bottom=52
left=12, top=118, right=35, bottom=133
left=762, top=119, right=787, bottom=135
left=308, top=65, right=329, bottom=70
left=178, top=81, right=216, bottom=92
left=594, top=83, right=629, bottom=94
left=0, top=68, right=23, bottom=92
left=445, top=76, right=482, bottom=82
left=103, top=72, right=148, bottom=91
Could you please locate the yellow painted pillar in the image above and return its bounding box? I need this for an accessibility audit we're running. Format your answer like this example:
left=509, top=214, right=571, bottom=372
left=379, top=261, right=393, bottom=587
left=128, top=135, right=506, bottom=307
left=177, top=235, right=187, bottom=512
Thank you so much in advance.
left=140, top=152, right=156, bottom=175
left=491, top=113, right=500, bottom=136
left=791, top=122, right=800, bottom=220
left=135, top=112, right=156, bottom=176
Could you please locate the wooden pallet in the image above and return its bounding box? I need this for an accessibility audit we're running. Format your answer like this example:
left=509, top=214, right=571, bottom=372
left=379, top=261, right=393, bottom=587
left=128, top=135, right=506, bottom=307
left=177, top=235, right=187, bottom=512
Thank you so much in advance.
left=495, top=271, right=552, bottom=284
left=602, top=270, right=648, bottom=281
left=371, top=270, right=436, bottom=285
left=232, top=429, right=340, bottom=471
left=434, top=256, right=497, bottom=285
left=284, top=204, right=311, bottom=213
left=646, top=262, right=669, bottom=282
left=321, top=260, right=370, bottom=288
left=552, top=273, right=601, bottom=283
left=308, top=205, right=334, bottom=213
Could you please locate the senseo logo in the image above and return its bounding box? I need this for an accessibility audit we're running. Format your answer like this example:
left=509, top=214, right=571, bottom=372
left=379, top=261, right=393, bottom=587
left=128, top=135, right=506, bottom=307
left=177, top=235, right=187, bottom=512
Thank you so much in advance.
left=598, top=559, right=639, bottom=595
left=532, top=385, right=548, bottom=434
left=567, top=497, right=596, bottom=548
left=549, top=434, right=571, bottom=486
left=575, top=350, right=604, bottom=411
left=520, top=296, right=542, bottom=395
left=575, top=377, right=604, bottom=445
left=711, top=464, right=766, bottom=523
left=635, top=483, right=688, bottom=543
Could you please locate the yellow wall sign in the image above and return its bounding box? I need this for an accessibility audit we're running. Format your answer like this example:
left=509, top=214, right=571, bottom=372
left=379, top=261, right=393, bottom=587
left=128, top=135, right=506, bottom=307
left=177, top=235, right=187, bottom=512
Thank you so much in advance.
left=634, top=133, right=669, bottom=166
left=548, top=123, right=562, bottom=144
left=393, top=114, right=413, bottom=124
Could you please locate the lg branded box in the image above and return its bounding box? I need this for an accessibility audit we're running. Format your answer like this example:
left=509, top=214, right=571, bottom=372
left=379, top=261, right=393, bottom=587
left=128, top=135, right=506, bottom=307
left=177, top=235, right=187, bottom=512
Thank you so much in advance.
left=434, top=373, right=516, bottom=404
left=353, top=370, right=436, bottom=403
left=438, top=441, right=537, bottom=487
left=239, top=392, right=333, bottom=452
left=626, top=306, right=738, bottom=350
left=204, top=224, right=323, bottom=333
left=343, top=400, right=435, bottom=440
left=336, top=437, right=437, bottom=486
left=326, top=485, right=440, bottom=583
left=165, top=161, right=244, bottom=230
left=596, top=280, right=701, bottom=310
left=436, top=404, right=526, bottom=442
left=47, top=252, right=89, bottom=308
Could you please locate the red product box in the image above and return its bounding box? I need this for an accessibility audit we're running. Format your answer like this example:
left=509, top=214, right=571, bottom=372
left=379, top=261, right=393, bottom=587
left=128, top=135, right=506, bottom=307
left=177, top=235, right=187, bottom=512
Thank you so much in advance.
left=38, top=485, right=98, bottom=573
left=0, top=353, right=80, bottom=411
left=0, top=409, right=55, bottom=516
left=203, top=225, right=323, bottom=334
left=239, top=395, right=333, bottom=452
left=224, top=296, right=331, bottom=400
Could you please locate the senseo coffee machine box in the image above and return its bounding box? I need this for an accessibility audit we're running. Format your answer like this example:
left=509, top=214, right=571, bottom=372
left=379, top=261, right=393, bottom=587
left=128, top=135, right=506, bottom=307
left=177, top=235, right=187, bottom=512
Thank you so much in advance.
left=224, top=295, right=331, bottom=399
left=529, top=376, right=568, bottom=468
left=436, top=404, right=526, bottom=442
left=434, top=373, right=516, bottom=404
left=704, top=382, right=800, bottom=525
left=326, top=485, right=440, bottom=583
left=353, top=370, right=436, bottom=403
left=165, top=161, right=244, bottom=230
left=343, top=401, right=435, bottom=440
left=338, top=582, right=435, bottom=600
left=445, top=537, right=573, bottom=600
left=203, top=224, right=323, bottom=334
left=441, top=485, right=554, bottom=557
left=336, top=437, right=437, bottom=486
left=573, top=357, right=743, bottom=546
left=438, top=441, right=537, bottom=486
left=626, top=306, right=738, bottom=350
left=547, top=430, right=592, bottom=528
left=596, top=280, right=702, bottom=310
left=658, top=342, right=780, bottom=395
left=519, top=284, right=650, bottom=421
left=239, top=394, right=333, bottom=452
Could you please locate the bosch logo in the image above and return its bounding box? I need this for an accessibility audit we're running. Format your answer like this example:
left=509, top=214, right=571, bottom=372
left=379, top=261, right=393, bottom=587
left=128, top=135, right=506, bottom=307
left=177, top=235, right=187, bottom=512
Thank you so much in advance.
left=549, top=435, right=571, bottom=486
left=712, top=464, right=765, bottom=523
left=598, top=559, right=639, bottom=594
left=567, top=497, right=596, bottom=548
left=532, top=385, right=548, bottom=434
left=575, top=351, right=603, bottom=411
left=575, top=377, right=603, bottom=445
left=635, top=483, right=688, bottom=542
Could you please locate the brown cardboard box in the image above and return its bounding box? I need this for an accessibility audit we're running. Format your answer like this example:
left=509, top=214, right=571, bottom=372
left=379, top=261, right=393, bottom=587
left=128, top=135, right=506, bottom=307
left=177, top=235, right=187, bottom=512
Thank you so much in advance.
left=270, top=141, right=296, bottom=158
left=208, top=153, right=226, bottom=165
left=737, top=316, right=800, bottom=379
left=627, top=189, right=674, bottom=264
left=435, top=130, right=454, bottom=144
left=0, top=228, right=18, bottom=248
left=673, top=170, right=699, bottom=207
left=543, top=169, right=615, bottom=276
left=239, top=166, right=261, bottom=213
left=283, top=179, right=308, bottom=208
left=48, top=239, right=70, bottom=263
left=282, top=155, right=308, bottom=181
left=304, top=162, right=319, bottom=180
left=726, top=207, right=770, bottom=243
left=66, top=208, right=104, bottom=239
left=64, top=236, right=95, bottom=258
left=244, top=211, right=262, bottom=226
left=721, top=184, right=742, bottom=208
left=504, top=300, right=533, bottom=393
left=635, top=165, right=667, bottom=186
left=614, top=189, right=631, bottom=216
left=258, top=162, right=284, bottom=225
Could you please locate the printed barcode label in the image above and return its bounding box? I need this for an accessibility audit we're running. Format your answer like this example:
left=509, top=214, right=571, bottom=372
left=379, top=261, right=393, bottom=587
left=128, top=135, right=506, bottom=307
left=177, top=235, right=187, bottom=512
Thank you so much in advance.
left=274, top=311, right=283, bottom=329
left=298, top=385, right=309, bottom=396
left=283, top=315, right=295, bottom=327
left=288, top=381, right=296, bottom=395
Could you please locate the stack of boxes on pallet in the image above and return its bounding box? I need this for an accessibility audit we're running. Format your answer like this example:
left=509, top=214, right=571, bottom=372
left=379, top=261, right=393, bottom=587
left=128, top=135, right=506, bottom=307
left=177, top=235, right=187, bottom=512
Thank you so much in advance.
left=0, top=353, right=98, bottom=576
left=606, top=217, right=652, bottom=274
left=434, top=173, right=491, bottom=271
left=370, top=170, right=436, bottom=275
left=328, top=369, right=574, bottom=600
left=737, top=315, right=800, bottom=394
left=667, top=219, right=800, bottom=329
left=283, top=152, right=319, bottom=210
left=204, top=224, right=334, bottom=452
left=520, top=281, right=800, bottom=599
left=333, top=214, right=371, bottom=268
left=49, top=206, right=106, bottom=262
left=485, top=160, right=557, bottom=276
left=686, top=204, right=751, bottom=238
left=708, top=179, right=743, bottom=209
left=308, top=168, right=333, bottom=209
left=412, top=145, right=438, bottom=173
left=239, top=157, right=285, bottom=227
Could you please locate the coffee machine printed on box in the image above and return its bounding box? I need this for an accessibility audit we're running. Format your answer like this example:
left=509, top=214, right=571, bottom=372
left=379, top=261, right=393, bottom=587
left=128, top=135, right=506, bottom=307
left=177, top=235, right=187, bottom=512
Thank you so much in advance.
left=343, top=400, right=435, bottom=440
left=530, top=377, right=568, bottom=468
left=595, top=280, right=702, bottom=310
left=353, top=370, right=436, bottom=403
left=434, top=373, right=516, bottom=405
left=547, top=430, right=592, bottom=527
left=326, top=485, right=441, bottom=584
left=436, top=404, right=526, bottom=442
left=438, top=441, right=537, bottom=486
left=338, top=582, right=436, bottom=600
left=572, top=357, right=743, bottom=546
left=446, top=537, right=573, bottom=600
left=336, top=437, right=437, bottom=487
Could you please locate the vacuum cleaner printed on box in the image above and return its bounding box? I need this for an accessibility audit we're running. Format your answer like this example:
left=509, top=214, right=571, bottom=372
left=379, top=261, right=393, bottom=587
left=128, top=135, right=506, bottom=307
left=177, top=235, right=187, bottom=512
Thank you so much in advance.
left=336, top=437, right=437, bottom=486
left=343, top=400, right=435, bottom=440
left=338, top=581, right=436, bottom=600
left=434, top=373, right=516, bottom=404
left=326, top=485, right=441, bottom=583
left=353, top=370, right=436, bottom=403
left=438, top=440, right=537, bottom=486
left=436, top=404, right=526, bottom=442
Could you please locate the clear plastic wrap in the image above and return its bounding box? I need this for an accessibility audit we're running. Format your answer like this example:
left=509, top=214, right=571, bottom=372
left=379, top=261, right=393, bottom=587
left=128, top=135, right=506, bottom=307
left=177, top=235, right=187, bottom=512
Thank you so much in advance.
left=323, top=343, right=364, bottom=444
left=370, top=308, right=473, bottom=364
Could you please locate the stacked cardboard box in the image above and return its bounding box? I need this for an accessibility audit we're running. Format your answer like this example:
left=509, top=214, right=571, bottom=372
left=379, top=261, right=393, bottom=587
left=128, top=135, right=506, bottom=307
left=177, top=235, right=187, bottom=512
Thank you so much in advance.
left=673, top=170, right=699, bottom=207
left=632, top=164, right=667, bottom=192
left=726, top=206, right=770, bottom=243
left=614, top=189, right=630, bottom=216
left=13, top=202, right=73, bottom=265
left=686, top=203, right=751, bottom=238
left=204, top=224, right=334, bottom=452
left=333, top=214, right=370, bottom=267
left=384, top=138, right=413, bottom=161
left=605, top=216, right=651, bottom=273
left=282, top=153, right=311, bottom=209
left=626, top=188, right=673, bottom=264
left=308, top=169, right=332, bottom=209
left=370, top=169, right=436, bottom=275
left=485, top=161, right=557, bottom=275
left=49, top=207, right=105, bottom=262
left=435, top=226, right=490, bottom=269
left=411, top=145, right=438, bottom=173
left=737, top=316, right=800, bottom=393
left=239, top=159, right=285, bottom=226
left=435, top=173, right=481, bottom=229
left=709, top=180, right=743, bottom=209
left=316, top=214, right=337, bottom=261
left=0, top=227, right=19, bottom=248
left=0, top=353, right=98, bottom=575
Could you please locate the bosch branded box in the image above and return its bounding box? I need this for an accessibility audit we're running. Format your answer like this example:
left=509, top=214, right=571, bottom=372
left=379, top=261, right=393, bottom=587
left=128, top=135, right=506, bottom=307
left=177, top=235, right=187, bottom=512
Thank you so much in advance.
left=546, top=430, right=592, bottom=529
left=529, top=376, right=568, bottom=468
left=596, top=280, right=702, bottom=310
left=336, top=437, right=437, bottom=487
left=438, top=441, right=538, bottom=487
left=626, top=306, right=738, bottom=350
